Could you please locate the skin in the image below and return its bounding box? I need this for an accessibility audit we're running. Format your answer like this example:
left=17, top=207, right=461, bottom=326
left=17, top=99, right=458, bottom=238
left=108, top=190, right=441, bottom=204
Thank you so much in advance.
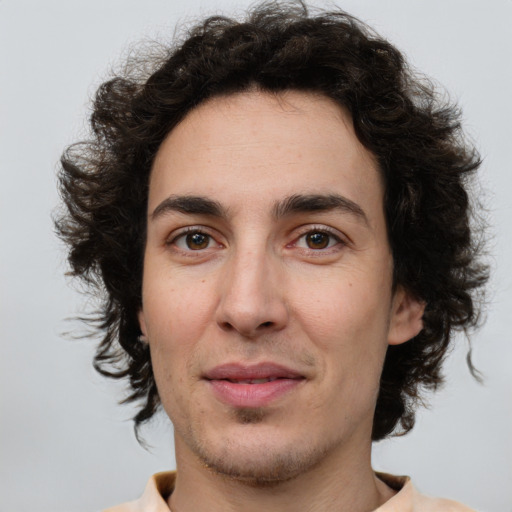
left=139, top=90, right=424, bottom=512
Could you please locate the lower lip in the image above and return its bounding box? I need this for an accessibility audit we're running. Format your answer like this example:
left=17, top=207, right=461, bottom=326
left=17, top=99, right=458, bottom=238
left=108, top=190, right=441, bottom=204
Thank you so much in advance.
left=207, top=378, right=303, bottom=408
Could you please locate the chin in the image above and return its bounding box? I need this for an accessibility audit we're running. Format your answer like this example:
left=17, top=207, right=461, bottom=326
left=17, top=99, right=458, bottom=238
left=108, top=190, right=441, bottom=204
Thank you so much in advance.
left=203, top=451, right=323, bottom=486
left=189, top=424, right=333, bottom=486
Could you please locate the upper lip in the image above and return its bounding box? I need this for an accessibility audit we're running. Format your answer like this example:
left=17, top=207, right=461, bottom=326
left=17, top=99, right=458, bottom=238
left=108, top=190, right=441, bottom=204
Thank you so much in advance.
left=203, top=362, right=305, bottom=381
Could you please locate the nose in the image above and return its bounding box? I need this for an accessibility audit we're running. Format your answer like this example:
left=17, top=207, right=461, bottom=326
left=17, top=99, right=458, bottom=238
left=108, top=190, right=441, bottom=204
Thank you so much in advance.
left=215, top=248, right=289, bottom=338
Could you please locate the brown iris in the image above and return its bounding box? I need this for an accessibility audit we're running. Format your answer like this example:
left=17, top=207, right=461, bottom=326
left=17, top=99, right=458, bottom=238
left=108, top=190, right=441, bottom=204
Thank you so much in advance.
left=186, top=232, right=210, bottom=250
left=306, top=232, right=330, bottom=249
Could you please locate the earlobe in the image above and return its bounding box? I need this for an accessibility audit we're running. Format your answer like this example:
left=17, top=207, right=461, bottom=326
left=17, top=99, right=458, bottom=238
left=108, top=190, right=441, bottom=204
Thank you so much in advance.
left=138, top=310, right=149, bottom=344
left=388, top=287, right=425, bottom=346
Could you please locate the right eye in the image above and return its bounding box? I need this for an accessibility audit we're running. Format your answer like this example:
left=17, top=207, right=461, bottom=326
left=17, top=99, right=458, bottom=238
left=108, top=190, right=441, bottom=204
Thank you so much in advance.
left=173, top=231, right=215, bottom=251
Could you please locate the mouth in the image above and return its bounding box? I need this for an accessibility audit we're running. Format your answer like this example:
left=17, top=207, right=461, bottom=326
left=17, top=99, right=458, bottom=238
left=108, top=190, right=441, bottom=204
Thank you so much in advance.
left=223, top=377, right=281, bottom=384
left=203, top=363, right=305, bottom=408
left=204, top=362, right=304, bottom=380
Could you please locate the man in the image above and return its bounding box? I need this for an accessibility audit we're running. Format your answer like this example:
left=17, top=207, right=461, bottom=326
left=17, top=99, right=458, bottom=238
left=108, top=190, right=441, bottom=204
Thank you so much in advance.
left=56, top=2, right=488, bottom=510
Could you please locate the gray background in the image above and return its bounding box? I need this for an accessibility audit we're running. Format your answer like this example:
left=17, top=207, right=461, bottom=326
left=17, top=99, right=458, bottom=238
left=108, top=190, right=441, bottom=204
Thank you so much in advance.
left=1, top=1, right=511, bottom=510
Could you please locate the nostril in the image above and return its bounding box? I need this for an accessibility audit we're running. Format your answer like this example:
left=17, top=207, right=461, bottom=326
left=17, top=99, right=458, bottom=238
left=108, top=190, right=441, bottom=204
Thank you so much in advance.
left=260, top=321, right=273, bottom=328
left=220, top=321, right=234, bottom=331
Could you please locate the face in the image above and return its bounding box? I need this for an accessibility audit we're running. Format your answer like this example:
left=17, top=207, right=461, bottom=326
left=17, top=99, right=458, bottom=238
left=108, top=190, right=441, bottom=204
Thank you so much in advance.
left=139, top=91, right=423, bottom=483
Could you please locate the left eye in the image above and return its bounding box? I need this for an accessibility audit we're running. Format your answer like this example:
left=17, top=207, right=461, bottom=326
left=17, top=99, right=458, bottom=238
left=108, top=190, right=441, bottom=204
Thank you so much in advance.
left=296, top=231, right=340, bottom=250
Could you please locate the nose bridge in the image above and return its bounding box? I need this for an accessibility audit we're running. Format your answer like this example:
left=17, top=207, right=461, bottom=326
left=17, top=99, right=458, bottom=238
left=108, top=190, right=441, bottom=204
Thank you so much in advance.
left=216, top=237, right=287, bottom=336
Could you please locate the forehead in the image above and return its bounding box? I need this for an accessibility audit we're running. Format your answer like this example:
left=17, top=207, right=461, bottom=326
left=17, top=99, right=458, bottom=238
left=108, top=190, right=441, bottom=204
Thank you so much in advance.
left=149, top=90, right=382, bottom=224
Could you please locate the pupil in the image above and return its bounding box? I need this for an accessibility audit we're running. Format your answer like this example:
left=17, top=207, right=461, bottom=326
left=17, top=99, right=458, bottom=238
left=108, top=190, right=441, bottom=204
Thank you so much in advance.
left=307, top=232, right=329, bottom=249
left=186, top=232, right=208, bottom=250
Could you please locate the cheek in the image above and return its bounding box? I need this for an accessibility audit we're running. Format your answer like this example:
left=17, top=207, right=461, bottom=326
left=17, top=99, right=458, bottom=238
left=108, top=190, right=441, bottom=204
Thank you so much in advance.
left=143, top=270, right=216, bottom=339
left=293, top=275, right=390, bottom=347
left=141, top=279, right=213, bottom=404
left=291, top=271, right=392, bottom=401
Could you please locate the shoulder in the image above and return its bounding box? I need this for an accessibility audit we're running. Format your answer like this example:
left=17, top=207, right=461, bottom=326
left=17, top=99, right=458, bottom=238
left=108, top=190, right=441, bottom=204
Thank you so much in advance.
left=102, top=472, right=176, bottom=512
left=412, top=495, right=478, bottom=512
left=375, top=473, right=477, bottom=512
left=103, top=471, right=476, bottom=512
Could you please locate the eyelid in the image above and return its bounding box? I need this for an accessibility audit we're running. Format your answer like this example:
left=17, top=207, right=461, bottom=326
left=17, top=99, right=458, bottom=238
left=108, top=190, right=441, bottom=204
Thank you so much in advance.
left=287, top=224, right=349, bottom=253
left=166, top=225, right=225, bottom=252
left=164, top=223, right=349, bottom=253
left=293, top=224, right=347, bottom=241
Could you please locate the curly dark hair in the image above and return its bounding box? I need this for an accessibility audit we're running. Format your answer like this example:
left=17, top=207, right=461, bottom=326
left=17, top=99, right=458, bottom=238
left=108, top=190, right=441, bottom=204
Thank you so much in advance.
left=56, top=0, right=488, bottom=441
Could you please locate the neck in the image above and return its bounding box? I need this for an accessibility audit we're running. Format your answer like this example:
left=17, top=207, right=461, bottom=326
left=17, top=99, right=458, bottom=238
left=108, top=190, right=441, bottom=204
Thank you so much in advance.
left=169, top=440, right=394, bottom=512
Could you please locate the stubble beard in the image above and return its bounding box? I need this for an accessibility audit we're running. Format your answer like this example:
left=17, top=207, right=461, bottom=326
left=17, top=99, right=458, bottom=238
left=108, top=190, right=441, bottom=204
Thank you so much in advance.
left=181, top=407, right=334, bottom=487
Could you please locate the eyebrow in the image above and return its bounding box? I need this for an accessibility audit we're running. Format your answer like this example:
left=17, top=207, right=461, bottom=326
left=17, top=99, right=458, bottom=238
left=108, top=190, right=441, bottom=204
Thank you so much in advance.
left=273, top=193, right=368, bottom=225
left=151, top=195, right=226, bottom=220
left=150, top=193, right=368, bottom=225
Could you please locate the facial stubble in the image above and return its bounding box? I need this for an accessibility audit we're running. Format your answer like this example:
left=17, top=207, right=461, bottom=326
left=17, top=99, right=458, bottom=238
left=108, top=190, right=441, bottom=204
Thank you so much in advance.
left=182, top=406, right=335, bottom=487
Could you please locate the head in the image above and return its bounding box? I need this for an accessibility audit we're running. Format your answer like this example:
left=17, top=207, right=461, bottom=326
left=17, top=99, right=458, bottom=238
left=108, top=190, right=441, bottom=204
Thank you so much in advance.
left=56, top=0, right=487, bottom=452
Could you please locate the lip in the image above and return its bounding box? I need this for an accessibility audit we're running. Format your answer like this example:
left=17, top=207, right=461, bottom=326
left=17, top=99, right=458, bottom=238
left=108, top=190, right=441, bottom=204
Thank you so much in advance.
left=204, top=363, right=305, bottom=408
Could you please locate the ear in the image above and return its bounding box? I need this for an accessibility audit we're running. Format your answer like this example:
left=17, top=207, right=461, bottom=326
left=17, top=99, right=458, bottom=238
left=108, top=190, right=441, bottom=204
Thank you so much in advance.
left=138, top=309, right=149, bottom=343
left=388, top=287, right=425, bottom=346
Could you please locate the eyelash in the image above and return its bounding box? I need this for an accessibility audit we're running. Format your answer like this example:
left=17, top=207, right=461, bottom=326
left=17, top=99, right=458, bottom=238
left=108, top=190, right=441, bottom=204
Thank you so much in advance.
left=290, top=226, right=345, bottom=252
left=166, top=227, right=222, bottom=254
left=166, top=225, right=346, bottom=255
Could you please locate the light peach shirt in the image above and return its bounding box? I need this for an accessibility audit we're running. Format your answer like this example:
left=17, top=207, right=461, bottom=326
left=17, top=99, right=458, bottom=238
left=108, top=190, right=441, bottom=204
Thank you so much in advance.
left=103, top=472, right=476, bottom=512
